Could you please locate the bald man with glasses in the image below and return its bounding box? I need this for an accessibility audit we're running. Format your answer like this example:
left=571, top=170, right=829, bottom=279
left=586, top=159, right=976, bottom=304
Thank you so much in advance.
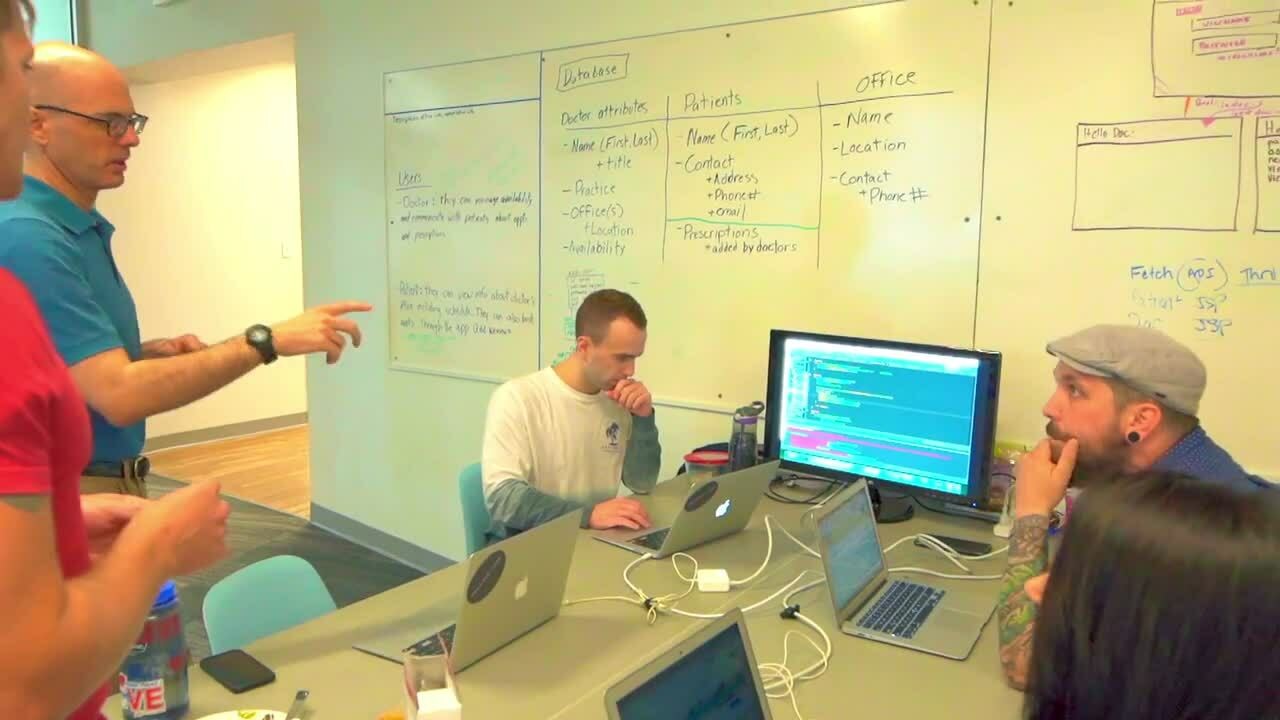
left=32, top=102, right=148, bottom=138
left=0, top=42, right=372, bottom=497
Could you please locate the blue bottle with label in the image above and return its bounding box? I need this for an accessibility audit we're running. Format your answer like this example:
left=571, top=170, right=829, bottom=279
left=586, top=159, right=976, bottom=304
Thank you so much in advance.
left=119, top=580, right=190, bottom=719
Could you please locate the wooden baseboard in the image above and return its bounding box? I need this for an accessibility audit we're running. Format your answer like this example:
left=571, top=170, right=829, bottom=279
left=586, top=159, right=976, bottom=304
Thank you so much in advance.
left=144, top=412, right=309, bottom=452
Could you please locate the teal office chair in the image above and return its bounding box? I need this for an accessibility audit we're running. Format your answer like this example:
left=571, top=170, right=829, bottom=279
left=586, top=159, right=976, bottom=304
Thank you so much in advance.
left=203, top=555, right=337, bottom=655
left=459, top=462, right=490, bottom=556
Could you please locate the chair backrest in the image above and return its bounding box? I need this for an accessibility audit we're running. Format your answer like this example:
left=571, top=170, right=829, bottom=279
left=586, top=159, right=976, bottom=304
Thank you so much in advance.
left=202, top=555, right=336, bottom=655
left=459, top=462, right=490, bottom=556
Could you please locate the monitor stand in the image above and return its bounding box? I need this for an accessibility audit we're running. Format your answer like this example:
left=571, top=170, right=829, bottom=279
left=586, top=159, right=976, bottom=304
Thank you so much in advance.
left=939, top=502, right=1001, bottom=523
left=868, top=484, right=914, bottom=523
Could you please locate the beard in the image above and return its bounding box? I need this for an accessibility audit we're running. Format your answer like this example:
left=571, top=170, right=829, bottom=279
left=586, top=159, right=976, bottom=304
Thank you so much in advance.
left=1045, top=421, right=1129, bottom=488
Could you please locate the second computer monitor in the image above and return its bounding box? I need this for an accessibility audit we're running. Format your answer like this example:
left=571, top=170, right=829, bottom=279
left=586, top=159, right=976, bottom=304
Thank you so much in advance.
left=763, top=329, right=1001, bottom=509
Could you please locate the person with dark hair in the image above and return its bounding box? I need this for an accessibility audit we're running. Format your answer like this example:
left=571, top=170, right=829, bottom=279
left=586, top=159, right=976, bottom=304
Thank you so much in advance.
left=482, top=288, right=662, bottom=541
left=997, top=324, right=1272, bottom=688
left=1021, top=471, right=1280, bottom=720
left=0, top=5, right=232, bottom=719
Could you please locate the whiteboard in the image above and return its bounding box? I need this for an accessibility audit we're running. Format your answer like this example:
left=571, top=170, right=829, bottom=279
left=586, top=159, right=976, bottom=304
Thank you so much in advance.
left=977, top=0, right=1279, bottom=474
left=383, top=0, right=1280, bottom=475
left=538, top=1, right=990, bottom=409
left=384, top=55, right=541, bottom=380
left=384, top=1, right=990, bottom=397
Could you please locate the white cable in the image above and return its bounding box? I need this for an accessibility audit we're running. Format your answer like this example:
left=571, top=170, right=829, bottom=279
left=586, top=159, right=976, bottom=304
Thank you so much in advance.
left=882, top=532, right=1009, bottom=561
left=886, top=566, right=1003, bottom=581
left=587, top=512, right=823, bottom=623
left=568, top=552, right=698, bottom=625
left=768, top=515, right=822, bottom=558
left=759, top=620, right=828, bottom=720
left=662, top=571, right=817, bottom=620
left=618, top=552, right=702, bottom=624
left=657, top=515, right=827, bottom=619
left=757, top=574, right=832, bottom=720
left=729, top=515, right=821, bottom=587
left=881, top=532, right=1008, bottom=580
left=569, top=516, right=809, bottom=622
left=760, top=576, right=830, bottom=690
left=729, top=516, right=777, bottom=586
left=920, top=534, right=1009, bottom=562
left=883, top=534, right=972, bottom=573
left=670, top=552, right=699, bottom=584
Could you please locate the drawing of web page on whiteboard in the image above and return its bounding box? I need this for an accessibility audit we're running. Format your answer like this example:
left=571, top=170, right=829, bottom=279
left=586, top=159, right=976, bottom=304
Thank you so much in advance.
left=1152, top=0, right=1280, bottom=97
left=1260, top=115, right=1280, bottom=231
left=1073, top=118, right=1242, bottom=231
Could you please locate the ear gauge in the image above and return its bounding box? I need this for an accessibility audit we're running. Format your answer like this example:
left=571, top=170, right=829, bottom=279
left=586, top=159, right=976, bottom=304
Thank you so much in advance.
left=1127, top=431, right=1141, bottom=445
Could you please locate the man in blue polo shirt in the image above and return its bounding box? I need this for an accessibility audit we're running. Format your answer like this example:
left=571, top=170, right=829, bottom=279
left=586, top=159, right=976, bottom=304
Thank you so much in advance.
left=994, top=323, right=1271, bottom=689
left=0, top=42, right=372, bottom=497
left=1038, top=324, right=1267, bottom=491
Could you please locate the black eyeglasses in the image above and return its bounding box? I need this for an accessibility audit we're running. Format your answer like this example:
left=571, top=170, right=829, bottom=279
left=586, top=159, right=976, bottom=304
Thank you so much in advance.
left=33, top=104, right=148, bottom=138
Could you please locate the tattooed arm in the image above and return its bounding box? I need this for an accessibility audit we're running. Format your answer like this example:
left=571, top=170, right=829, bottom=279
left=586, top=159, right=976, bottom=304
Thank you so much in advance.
left=996, top=437, right=1077, bottom=690
left=996, top=513, right=1051, bottom=690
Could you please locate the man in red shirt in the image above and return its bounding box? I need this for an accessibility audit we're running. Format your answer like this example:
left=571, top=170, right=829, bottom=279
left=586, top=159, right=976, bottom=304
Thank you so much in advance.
left=0, top=3, right=233, bottom=718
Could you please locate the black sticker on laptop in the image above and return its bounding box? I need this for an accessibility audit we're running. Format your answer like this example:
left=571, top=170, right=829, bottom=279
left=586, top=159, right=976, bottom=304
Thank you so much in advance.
left=467, top=550, right=505, bottom=604
left=685, top=480, right=719, bottom=512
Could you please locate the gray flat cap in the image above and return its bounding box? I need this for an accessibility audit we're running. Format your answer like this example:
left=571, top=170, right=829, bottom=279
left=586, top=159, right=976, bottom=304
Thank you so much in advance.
left=1046, top=325, right=1206, bottom=416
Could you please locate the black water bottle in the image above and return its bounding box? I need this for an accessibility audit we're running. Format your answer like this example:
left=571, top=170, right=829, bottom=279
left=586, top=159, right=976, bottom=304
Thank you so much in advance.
left=728, top=401, right=764, bottom=472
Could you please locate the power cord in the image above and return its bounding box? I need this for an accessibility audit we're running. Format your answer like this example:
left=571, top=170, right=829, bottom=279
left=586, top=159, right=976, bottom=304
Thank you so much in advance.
left=882, top=533, right=1007, bottom=580
left=564, top=514, right=821, bottom=622
left=759, top=573, right=832, bottom=720
left=632, top=515, right=817, bottom=620
left=766, top=474, right=845, bottom=505
left=565, top=521, right=996, bottom=716
left=562, top=552, right=674, bottom=624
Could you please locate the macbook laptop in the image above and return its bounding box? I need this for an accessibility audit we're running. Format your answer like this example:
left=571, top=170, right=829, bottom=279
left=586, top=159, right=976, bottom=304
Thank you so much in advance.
left=813, top=479, right=996, bottom=660
left=604, top=608, right=773, bottom=720
left=596, top=460, right=781, bottom=558
left=353, top=509, right=579, bottom=671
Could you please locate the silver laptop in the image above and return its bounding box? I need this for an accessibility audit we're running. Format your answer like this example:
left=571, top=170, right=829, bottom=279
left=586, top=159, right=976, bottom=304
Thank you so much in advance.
left=353, top=509, right=579, bottom=672
left=813, top=479, right=996, bottom=660
left=604, top=608, right=773, bottom=720
left=596, top=460, right=781, bottom=558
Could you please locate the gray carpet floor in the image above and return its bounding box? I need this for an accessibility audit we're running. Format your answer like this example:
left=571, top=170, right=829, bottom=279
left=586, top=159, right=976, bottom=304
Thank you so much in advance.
left=146, top=475, right=430, bottom=663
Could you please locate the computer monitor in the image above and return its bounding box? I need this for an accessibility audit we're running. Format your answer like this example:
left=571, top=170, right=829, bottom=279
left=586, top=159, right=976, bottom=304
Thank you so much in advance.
left=763, top=329, right=1002, bottom=514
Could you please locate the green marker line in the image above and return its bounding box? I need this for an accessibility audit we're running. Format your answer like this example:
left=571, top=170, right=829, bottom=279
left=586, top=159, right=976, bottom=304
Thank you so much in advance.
left=667, top=216, right=819, bottom=231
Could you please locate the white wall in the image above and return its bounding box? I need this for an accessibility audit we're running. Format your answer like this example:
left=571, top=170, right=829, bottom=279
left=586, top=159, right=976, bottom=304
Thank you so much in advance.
left=97, top=59, right=307, bottom=439
left=31, top=0, right=75, bottom=44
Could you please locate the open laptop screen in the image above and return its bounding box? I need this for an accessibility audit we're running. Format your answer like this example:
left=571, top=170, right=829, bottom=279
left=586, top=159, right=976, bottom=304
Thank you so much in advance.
left=615, top=621, right=766, bottom=720
left=820, top=485, right=885, bottom=612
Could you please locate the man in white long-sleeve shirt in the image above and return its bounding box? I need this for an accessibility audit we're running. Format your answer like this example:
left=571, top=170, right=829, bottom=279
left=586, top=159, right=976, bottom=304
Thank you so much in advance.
left=481, top=289, right=663, bottom=543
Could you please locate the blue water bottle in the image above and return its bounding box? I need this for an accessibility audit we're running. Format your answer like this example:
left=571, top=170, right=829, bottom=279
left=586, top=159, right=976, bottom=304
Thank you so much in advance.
left=119, top=580, right=190, bottom=719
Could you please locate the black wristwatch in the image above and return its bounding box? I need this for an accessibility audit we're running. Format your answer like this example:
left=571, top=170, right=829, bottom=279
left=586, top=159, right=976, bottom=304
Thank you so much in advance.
left=245, top=324, right=277, bottom=365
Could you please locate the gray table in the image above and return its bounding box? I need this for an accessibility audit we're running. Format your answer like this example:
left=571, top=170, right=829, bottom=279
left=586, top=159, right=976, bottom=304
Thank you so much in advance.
left=110, top=480, right=1024, bottom=719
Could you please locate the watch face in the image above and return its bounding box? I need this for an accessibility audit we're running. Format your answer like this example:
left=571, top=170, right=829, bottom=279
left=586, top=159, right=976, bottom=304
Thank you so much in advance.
left=249, top=328, right=268, bottom=343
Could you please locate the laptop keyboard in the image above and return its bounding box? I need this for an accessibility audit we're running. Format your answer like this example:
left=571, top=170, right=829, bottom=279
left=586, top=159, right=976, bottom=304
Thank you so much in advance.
left=404, top=623, right=456, bottom=656
left=856, top=580, right=944, bottom=639
left=629, top=528, right=669, bottom=550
